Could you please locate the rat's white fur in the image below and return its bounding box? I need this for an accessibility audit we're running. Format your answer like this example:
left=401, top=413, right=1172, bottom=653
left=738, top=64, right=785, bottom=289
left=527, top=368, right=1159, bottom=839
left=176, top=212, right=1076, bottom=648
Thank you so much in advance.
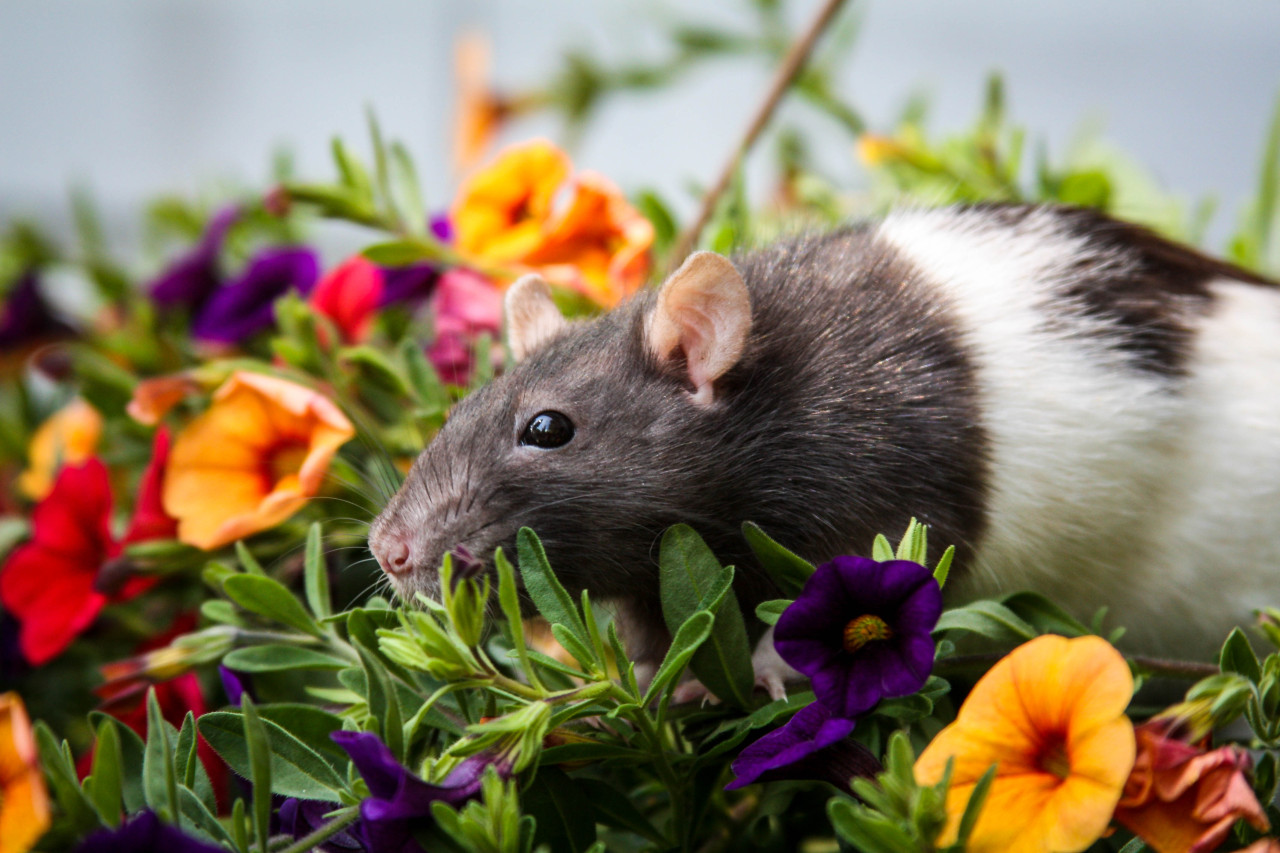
left=878, top=208, right=1280, bottom=658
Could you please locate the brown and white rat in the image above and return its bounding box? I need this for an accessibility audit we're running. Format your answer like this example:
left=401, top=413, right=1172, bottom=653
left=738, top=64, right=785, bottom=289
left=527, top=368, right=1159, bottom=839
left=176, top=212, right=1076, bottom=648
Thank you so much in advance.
left=368, top=203, right=1280, bottom=671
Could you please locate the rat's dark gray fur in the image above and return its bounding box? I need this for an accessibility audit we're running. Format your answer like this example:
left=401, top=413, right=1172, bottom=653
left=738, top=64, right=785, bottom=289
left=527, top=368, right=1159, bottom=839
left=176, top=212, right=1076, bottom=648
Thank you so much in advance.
left=371, top=225, right=989, bottom=662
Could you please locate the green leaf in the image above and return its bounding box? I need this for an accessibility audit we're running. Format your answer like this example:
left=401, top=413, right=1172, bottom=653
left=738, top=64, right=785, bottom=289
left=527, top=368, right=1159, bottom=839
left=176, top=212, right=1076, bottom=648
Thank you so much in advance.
left=200, top=599, right=243, bottom=627
left=523, top=767, right=598, bottom=852
left=34, top=723, right=100, bottom=834
left=235, top=540, right=267, bottom=576
left=362, top=240, right=434, bottom=266
left=222, top=573, right=323, bottom=637
left=755, top=599, right=791, bottom=627
left=176, top=712, right=214, bottom=812
left=400, top=338, right=447, bottom=407
left=1220, top=627, right=1263, bottom=683
left=517, top=527, right=589, bottom=644
left=241, top=698, right=272, bottom=853
left=955, top=763, right=998, bottom=848
left=587, top=779, right=666, bottom=844
left=828, top=800, right=915, bottom=853
left=742, top=521, right=815, bottom=597
left=199, top=711, right=347, bottom=800
left=496, top=547, right=544, bottom=691
left=933, top=545, right=955, bottom=589
left=550, top=622, right=600, bottom=671
left=255, top=704, right=349, bottom=765
left=871, top=534, right=894, bottom=562
left=143, top=689, right=179, bottom=824
left=302, top=522, right=333, bottom=620
left=659, top=524, right=754, bottom=706
left=222, top=645, right=350, bottom=672
left=390, top=142, right=427, bottom=236
left=643, top=610, right=714, bottom=705
left=1000, top=591, right=1092, bottom=637
left=88, top=712, right=146, bottom=813
left=341, top=345, right=411, bottom=397
left=935, top=600, right=1037, bottom=643
left=86, top=720, right=123, bottom=826
left=177, top=785, right=234, bottom=847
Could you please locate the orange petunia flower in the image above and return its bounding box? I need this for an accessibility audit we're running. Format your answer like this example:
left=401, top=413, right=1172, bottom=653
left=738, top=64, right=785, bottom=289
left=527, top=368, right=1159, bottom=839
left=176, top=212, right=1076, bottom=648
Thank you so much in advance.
left=453, top=33, right=509, bottom=173
left=915, top=635, right=1136, bottom=853
left=0, top=692, right=50, bottom=853
left=1114, top=719, right=1270, bottom=853
left=162, top=371, right=355, bottom=550
left=17, top=397, right=102, bottom=499
left=450, top=139, right=654, bottom=307
left=127, top=373, right=203, bottom=426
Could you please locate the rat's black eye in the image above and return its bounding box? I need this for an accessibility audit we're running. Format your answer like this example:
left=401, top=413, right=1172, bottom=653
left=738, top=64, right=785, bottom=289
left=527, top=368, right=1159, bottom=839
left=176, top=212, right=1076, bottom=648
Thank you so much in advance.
left=520, top=411, right=575, bottom=448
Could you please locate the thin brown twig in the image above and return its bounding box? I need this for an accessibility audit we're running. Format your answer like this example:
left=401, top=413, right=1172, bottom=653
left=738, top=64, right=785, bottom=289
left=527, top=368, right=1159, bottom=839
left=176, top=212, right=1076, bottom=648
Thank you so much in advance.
left=667, top=0, right=852, bottom=271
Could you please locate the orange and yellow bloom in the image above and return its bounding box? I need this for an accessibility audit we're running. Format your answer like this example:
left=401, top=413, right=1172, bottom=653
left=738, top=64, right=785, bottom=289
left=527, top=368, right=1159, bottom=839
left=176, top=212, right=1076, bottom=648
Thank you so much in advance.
left=162, top=371, right=355, bottom=550
left=450, top=139, right=654, bottom=308
left=0, top=692, right=50, bottom=853
left=17, top=397, right=102, bottom=499
left=915, top=634, right=1136, bottom=853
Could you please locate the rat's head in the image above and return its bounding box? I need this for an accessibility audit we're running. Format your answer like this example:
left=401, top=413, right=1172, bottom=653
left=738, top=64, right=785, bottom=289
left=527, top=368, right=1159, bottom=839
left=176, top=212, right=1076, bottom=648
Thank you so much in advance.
left=368, top=251, right=752, bottom=608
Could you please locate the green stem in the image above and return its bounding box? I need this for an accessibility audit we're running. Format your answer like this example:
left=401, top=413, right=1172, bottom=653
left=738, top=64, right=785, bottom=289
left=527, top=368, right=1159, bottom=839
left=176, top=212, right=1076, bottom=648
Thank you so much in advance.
left=607, top=683, right=689, bottom=850
left=272, top=807, right=361, bottom=853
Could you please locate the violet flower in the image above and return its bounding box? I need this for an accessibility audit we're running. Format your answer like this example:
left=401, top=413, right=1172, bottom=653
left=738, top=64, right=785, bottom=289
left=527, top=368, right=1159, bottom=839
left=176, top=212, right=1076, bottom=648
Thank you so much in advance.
left=0, top=270, right=74, bottom=349
left=727, top=701, right=872, bottom=789
left=774, top=556, right=941, bottom=719
left=380, top=263, right=438, bottom=307
left=218, top=664, right=252, bottom=706
left=332, top=730, right=508, bottom=853
left=275, top=798, right=365, bottom=853
left=192, top=246, right=319, bottom=343
left=75, top=810, right=226, bottom=853
left=149, top=206, right=238, bottom=311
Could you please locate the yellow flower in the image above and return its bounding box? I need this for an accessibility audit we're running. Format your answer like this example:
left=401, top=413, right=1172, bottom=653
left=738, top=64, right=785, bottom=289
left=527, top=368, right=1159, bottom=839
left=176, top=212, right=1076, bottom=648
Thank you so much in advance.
left=0, top=692, right=51, bottom=853
left=450, top=140, right=654, bottom=307
left=162, top=371, right=355, bottom=550
left=855, top=133, right=911, bottom=167
left=17, top=398, right=102, bottom=500
left=915, top=635, right=1136, bottom=853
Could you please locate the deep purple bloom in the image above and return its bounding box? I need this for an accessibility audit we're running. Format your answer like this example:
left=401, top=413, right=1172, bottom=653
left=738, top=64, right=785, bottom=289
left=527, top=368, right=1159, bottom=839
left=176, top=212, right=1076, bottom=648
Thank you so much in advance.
left=332, top=730, right=507, bottom=853
left=218, top=664, right=252, bottom=706
left=75, top=810, right=226, bottom=853
left=379, top=263, right=438, bottom=307
left=149, top=206, right=238, bottom=310
left=429, top=213, right=453, bottom=243
left=0, top=270, right=74, bottom=349
left=725, top=701, right=870, bottom=789
left=276, top=798, right=365, bottom=852
left=191, top=246, right=319, bottom=343
left=774, top=556, right=941, bottom=718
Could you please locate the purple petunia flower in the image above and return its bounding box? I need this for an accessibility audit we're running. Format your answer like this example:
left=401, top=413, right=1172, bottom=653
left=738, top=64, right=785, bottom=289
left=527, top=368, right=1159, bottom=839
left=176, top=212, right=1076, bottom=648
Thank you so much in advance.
left=149, top=206, right=239, bottom=311
left=0, top=270, right=74, bottom=349
left=725, top=701, right=879, bottom=789
left=191, top=246, right=319, bottom=343
left=379, top=263, right=439, bottom=307
left=774, top=556, right=941, bottom=719
left=218, top=664, right=252, bottom=706
left=332, top=730, right=509, bottom=853
left=275, top=798, right=365, bottom=852
left=75, top=810, right=226, bottom=853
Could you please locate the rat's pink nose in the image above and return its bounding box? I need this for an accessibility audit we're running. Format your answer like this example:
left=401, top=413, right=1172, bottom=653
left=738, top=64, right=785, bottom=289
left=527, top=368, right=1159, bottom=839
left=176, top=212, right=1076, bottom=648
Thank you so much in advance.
left=372, top=532, right=414, bottom=576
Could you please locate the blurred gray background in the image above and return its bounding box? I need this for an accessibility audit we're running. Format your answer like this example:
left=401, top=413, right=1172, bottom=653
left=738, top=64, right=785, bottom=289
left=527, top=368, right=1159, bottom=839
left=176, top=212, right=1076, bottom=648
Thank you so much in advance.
left=2, top=0, right=1279, bottom=258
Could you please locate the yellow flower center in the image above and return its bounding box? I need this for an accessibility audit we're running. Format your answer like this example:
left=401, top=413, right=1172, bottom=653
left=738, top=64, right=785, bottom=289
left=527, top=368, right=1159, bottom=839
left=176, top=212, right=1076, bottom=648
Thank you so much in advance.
left=1039, top=735, right=1071, bottom=779
left=265, top=439, right=310, bottom=486
left=843, top=614, right=893, bottom=653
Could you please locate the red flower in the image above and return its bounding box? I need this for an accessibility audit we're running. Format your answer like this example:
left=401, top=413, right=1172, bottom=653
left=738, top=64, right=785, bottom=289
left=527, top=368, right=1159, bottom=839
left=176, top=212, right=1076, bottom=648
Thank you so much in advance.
left=310, top=256, right=385, bottom=343
left=0, top=430, right=178, bottom=664
left=123, top=427, right=179, bottom=546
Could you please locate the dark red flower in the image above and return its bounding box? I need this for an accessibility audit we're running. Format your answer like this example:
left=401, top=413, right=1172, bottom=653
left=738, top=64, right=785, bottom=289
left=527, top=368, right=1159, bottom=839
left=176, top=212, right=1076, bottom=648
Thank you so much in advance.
left=0, top=459, right=118, bottom=664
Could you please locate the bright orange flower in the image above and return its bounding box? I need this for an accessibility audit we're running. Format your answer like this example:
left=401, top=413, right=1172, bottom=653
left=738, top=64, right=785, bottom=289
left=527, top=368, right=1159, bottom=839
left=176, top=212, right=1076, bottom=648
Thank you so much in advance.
left=450, top=140, right=654, bottom=307
left=162, top=371, right=355, bottom=550
left=1114, top=719, right=1269, bottom=853
left=915, top=635, right=1136, bottom=853
left=453, top=33, right=509, bottom=173
left=0, top=692, right=50, bottom=853
left=17, top=397, right=102, bottom=499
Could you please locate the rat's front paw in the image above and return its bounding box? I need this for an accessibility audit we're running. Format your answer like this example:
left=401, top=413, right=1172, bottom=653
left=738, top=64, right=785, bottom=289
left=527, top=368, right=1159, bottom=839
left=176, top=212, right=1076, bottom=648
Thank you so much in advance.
left=751, top=627, right=801, bottom=701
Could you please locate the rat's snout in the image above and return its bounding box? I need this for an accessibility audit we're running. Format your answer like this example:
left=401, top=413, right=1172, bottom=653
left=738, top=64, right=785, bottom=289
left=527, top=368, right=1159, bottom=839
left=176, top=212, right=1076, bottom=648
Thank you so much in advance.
left=368, top=524, right=417, bottom=577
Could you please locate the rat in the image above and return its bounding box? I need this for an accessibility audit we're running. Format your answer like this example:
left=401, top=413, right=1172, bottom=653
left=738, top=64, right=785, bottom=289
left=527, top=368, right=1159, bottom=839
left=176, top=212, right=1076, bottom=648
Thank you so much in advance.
left=368, top=203, right=1280, bottom=683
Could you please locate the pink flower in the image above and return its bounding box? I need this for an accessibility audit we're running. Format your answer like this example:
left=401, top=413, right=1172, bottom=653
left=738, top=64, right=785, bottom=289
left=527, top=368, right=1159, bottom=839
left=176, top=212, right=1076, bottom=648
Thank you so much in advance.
left=427, top=268, right=502, bottom=385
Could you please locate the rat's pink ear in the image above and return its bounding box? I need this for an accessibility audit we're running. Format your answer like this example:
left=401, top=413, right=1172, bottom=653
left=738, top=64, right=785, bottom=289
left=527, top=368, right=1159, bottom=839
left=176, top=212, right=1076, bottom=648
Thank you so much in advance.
left=646, top=251, right=751, bottom=405
left=505, top=274, right=568, bottom=361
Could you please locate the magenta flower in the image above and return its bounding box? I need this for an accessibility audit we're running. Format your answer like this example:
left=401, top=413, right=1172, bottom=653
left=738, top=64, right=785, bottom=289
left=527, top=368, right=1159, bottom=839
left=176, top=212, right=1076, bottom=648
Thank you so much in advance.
left=426, top=268, right=502, bottom=384
left=75, top=810, right=226, bottom=853
left=191, top=246, right=319, bottom=343
left=774, top=556, right=941, bottom=718
left=726, top=701, right=880, bottom=789
left=149, top=206, right=238, bottom=310
left=332, top=730, right=509, bottom=853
